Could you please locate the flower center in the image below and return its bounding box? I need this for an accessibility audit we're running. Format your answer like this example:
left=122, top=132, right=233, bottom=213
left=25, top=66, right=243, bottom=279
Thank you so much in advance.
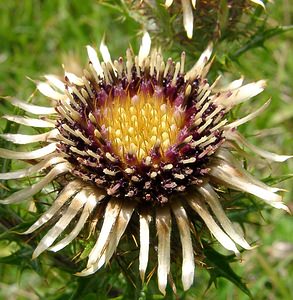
left=99, top=92, right=184, bottom=161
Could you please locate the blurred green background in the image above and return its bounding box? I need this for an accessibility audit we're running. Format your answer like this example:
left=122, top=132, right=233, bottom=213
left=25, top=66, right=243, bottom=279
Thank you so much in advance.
left=0, top=0, right=292, bottom=299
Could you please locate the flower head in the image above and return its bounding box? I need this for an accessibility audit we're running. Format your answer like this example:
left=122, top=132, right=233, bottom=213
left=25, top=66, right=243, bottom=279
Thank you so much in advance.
left=0, top=32, right=289, bottom=294
left=162, top=0, right=266, bottom=39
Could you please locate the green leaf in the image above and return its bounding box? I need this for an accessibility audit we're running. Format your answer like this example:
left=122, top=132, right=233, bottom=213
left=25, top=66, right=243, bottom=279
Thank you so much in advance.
left=230, top=25, right=293, bottom=59
left=204, top=245, right=253, bottom=298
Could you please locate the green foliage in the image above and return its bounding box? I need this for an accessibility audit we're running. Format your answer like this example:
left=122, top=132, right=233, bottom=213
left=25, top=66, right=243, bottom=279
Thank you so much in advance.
left=204, top=246, right=252, bottom=298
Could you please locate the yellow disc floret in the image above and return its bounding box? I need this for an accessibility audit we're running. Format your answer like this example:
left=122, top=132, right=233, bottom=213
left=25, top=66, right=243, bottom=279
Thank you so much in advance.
left=99, top=92, right=184, bottom=161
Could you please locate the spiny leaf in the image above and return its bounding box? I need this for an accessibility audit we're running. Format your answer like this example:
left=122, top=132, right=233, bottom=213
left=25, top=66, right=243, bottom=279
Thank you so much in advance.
left=0, top=246, right=43, bottom=275
left=263, top=174, right=293, bottom=186
left=203, top=245, right=253, bottom=298
left=230, top=25, right=293, bottom=59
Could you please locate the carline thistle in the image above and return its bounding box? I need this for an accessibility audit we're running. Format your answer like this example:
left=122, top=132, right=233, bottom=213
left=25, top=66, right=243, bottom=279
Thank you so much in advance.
left=0, top=32, right=290, bottom=294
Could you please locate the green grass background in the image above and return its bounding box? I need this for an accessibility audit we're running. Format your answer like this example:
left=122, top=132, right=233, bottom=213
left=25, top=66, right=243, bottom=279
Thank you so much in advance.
left=0, top=0, right=292, bottom=299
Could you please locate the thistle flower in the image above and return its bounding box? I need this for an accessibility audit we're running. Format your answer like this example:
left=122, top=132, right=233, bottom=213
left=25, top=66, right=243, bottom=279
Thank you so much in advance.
left=0, top=32, right=290, bottom=294
left=165, top=0, right=196, bottom=39
left=163, top=0, right=266, bottom=39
